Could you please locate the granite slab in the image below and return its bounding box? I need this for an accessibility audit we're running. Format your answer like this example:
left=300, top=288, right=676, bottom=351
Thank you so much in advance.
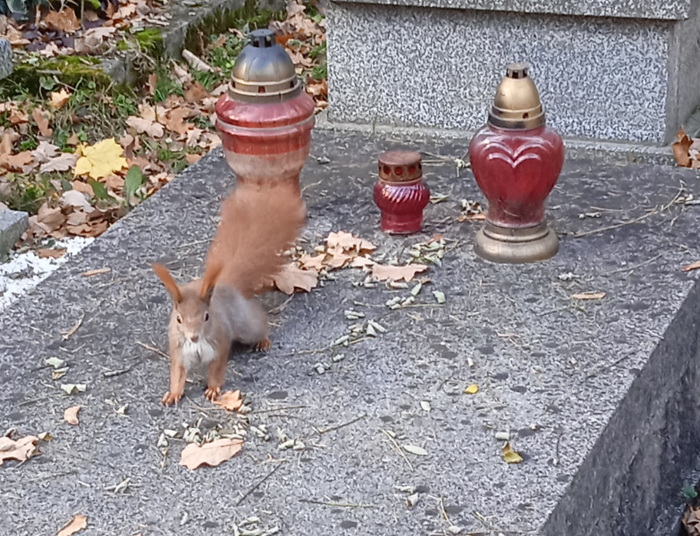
left=0, top=209, right=28, bottom=259
left=329, top=0, right=692, bottom=20
left=1, top=130, right=700, bottom=536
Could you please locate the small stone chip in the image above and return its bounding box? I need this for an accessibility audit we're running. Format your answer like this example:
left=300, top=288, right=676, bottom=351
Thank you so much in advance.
left=332, top=354, right=345, bottom=363
left=495, top=431, right=510, bottom=441
left=368, top=320, right=387, bottom=333
left=315, top=363, right=326, bottom=374
left=420, top=401, right=431, bottom=412
left=406, top=493, right=420, bottom=508
left=433, top=290, right=446, bottom=304
left=366, top=323, right=377, bottom=337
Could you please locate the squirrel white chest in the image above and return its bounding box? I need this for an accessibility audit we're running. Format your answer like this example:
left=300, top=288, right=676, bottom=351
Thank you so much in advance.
left=181, top=339, right=217, bottom=371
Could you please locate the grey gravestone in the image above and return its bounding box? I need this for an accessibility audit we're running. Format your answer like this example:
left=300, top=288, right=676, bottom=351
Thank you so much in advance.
left=0, top=209, right=28, bottom=258
left=1, top=132, right=700, bottom=535
left=0, top=38, right=12, bottom=80
left=326, top=0, right=700, bottom=148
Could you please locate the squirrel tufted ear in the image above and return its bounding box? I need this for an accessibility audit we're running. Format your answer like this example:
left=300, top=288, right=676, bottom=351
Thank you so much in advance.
left=152, top=263, right=183, bottom=303
left=200, top=262, right=223, bottom=304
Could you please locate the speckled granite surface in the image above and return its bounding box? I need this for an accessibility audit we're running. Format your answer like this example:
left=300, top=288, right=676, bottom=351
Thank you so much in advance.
left=2, top=131, right=700, bottom=535
left=331, top=0, right=692, bottom=20
left=0, top=39, right=12, bottom=80
left=327, top=0, right=700, bottom=145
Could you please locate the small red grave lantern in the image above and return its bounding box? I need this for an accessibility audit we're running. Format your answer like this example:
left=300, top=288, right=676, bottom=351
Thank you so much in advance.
left=215, top=29, right=315, bottom=193
left=373, top=151, right=430, bottom=234
left=469, top=63, right=564, bottom=263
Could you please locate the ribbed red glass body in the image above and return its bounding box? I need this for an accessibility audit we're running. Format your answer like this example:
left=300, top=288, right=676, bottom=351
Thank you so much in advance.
left=373, top=180, right=430, bottom=234
left=215, top=92, right=316, bottom=192
left=469, top=125, right=564, bottom=227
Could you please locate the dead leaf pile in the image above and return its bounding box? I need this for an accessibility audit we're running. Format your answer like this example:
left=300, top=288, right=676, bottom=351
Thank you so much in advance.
left=458, top=199, right=486, bottom=222
left=270, top=0, right=328, bottom=112
left=1, top=0, right=171, bottom=58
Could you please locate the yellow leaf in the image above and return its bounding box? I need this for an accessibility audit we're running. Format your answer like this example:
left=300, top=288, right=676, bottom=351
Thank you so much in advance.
left=464, top=384, right=478, bottom=395
left=502, top=442, right=523, bottom=464
left=74, top=138, right=128, bottom=179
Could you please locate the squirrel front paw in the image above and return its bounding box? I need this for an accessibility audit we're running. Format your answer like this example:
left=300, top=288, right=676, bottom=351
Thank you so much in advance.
left=204, top=386, right=222, bottom=401
left=162, top=391, right=183, bottom=406
left=254, top=338, right=271, bottom=352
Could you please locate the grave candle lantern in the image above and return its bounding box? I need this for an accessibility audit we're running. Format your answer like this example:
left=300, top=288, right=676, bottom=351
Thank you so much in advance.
left=215, top=29, right=315, bottom=192
left=374, top=150, right=430, bottom=234
left=469, top=63, right=564, bottom=263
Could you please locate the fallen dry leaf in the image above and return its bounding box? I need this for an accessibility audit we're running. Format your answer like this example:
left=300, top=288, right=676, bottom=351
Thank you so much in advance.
left=682, top=260, right=700, bottom=272
left=49, top=89, right=71, bottom=110
left=326, top=231, right=376, bottom=253
left=63, top=405, right=80, bottom=425
left=81, top=268, right=111, bottom=277
left=673, top=128, right=693, bottom=168
left=0, top=435, right=38, bottom=466
left=37, top=203, right=66, bottom=232
left=9, top=108, right=28, bottom=125
left=67, top=133, right=80, bottom=146
left=0, top=151, right=34, bottom=172
left=371, top=263, right=429, bottom=282
left=458, top=212, right=486, bottom=222
left=272, top=264, right=318, bottom=294
left=180, top=438, right=243, bottom=470
left=212, top=390, right=243, bottom=411
left=571, top=291, right=606, bottom=301
left=184, top=81, right=210, bottom=103
left=42, top=8, right=80, bottom=33
left=162, top=107, right=196, bottom=135
left=57, top=514, right=88, bottom=536
left=32, top=108, right=53, bottom=137
left=502, top=442, right=523, bottom=464
left=126, top=116, right=164, bottom=138
left=40, top=153, right=78, bottom=174
left=37, top=248, right=66, bottom=259
left=0, top=130, right=18, bottom=154
left=61, top=190, right=93, bottom=213
left=32, top=141, right=60, bottom=163
left=75, top=138, right=128, bottom=179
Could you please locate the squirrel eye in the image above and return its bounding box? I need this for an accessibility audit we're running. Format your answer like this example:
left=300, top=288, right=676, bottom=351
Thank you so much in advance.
left=176, top=315, right=182, bottom=324
left=204, top=312, right=210, bottom=322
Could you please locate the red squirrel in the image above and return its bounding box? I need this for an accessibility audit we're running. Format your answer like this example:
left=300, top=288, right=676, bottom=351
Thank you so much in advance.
left=152, top=182, right=306, bottom=406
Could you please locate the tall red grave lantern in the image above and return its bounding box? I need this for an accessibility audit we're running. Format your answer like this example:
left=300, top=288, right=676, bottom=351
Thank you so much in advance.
left=469, top=63, right=564, bottom=263
left=215, top=29, right=316, bottom=192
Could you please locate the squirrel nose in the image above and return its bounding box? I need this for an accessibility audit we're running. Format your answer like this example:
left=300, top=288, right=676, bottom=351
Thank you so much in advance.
left=190, top=335, right=199, bottom=343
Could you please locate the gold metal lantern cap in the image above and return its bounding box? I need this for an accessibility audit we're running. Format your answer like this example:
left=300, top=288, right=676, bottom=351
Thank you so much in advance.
left=488, top=63, right=545, bottom=130
left=229, top=29, right=302, bottom=103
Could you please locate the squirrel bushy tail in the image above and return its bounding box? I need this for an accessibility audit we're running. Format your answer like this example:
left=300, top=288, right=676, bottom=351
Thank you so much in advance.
left=204, top=182, right=307, bottom=299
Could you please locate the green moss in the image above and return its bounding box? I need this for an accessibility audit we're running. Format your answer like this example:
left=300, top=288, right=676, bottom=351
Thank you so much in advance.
left=184, top=0, right=285, bottom=55
left=3, top=57, right=112, bottom=96
left=135, top=28, right=164, bottom=56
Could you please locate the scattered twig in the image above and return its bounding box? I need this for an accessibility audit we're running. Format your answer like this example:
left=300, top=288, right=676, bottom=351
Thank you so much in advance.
left=61, top=311, right=85, bottom=341
left=269, top=295, right=295, bottom=316
left=298, top=498, right=377, bottom=509
left=586, top=353, right=635, bottom=380
left=572, top=209, right=658, bottom=238
left=603, top=253, right=663, bottom=276
left=136, top=341, right=169, bottom=359
left=103, top=365, right=134, bottom=378
left=380, top=429, right=413, bottom=471
left=317, top=414, right=366, bottom=435
left=182, top=49, right=214, bottom=72
left=236, top=462, right=284, bottom=506
left=251, top=405, right=307, bottom=415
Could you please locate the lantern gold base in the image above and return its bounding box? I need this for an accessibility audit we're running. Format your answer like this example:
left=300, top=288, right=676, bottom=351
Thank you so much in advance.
left=474, top=220, right=559, bottom=264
